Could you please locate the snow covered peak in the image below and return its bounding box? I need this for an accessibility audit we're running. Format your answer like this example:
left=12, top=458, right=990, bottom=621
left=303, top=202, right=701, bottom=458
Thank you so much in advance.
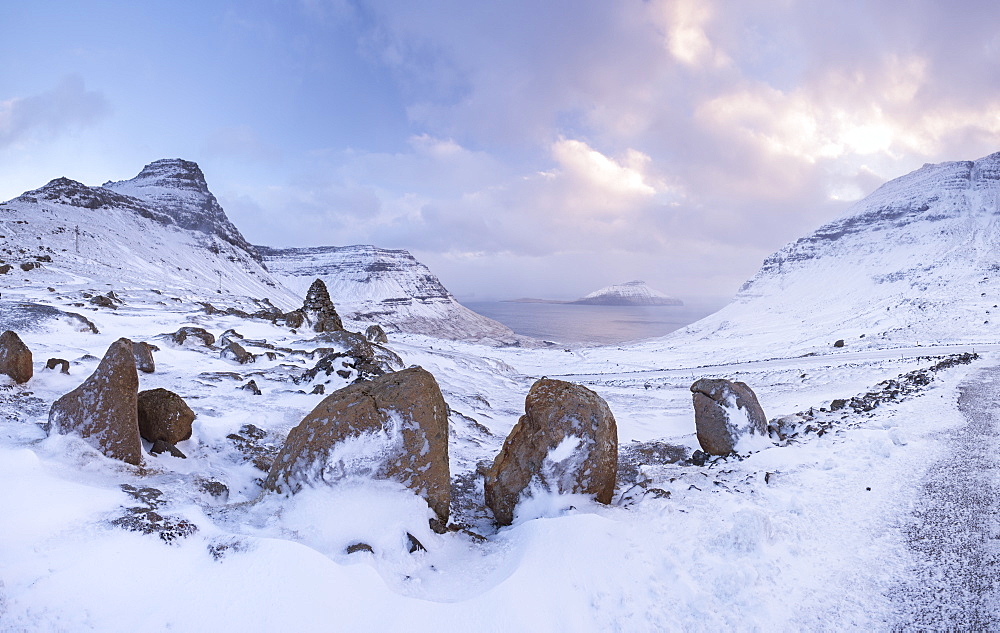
left=576, top=280, right=683, bottom=306
left=104, top=159, right=259, bottom=261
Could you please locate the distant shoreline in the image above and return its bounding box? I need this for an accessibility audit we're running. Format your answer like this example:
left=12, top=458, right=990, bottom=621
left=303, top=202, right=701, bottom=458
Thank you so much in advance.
left=503, top=297, right=685, bottom=306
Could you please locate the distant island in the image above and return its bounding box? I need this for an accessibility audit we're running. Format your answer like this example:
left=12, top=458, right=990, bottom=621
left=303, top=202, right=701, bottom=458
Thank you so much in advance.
left=507, top=280, right=684, bottom=307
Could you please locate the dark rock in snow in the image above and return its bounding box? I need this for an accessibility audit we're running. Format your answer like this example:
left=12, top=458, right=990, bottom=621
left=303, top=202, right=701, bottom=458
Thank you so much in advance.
left=221, top=340, right=255, bottom=364
left=133, top=341, right=156, bottom=373
left=302, top=278, right=343, bottom=333
left=690, top=378, right=768, bottom=456
left=171, top=326, right=215, bottom=347
left=45, top=358, right=70, bottom=374
left=264, top=366, right=451, bottom=524
left=239, top=379, right=262, bottom=395
left=137, top=388, right=195, bottom=444
left=366, top=324, right=388, bottom=344
left=484, top=377, right=618, bottom=526
left=0, top=330, right=33, bottom=384
left=834, top=339, right=845, bottom=348
left=48, top=338, right=141, bottom=465
left=150, top=439, right=187, bottom=459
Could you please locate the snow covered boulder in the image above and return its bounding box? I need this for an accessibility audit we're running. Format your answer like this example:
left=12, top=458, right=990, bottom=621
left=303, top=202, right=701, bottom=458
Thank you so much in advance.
left=263, top=366, right=450, bottom=523
left=170, top=326, right=215, bottom=347
left=133, top=341, right=156, bottom=373
left=365, top=324, right=388, bottom=344
left=137, top=388, right=195, bottom=445
left=484, top=378, right=618, bottom=526
left=690, top=378, right=768, bottom=455
left=221, top=340, right=255, bottom=364
left=48, top=338, right=142, bottom=465
left=0, top=330, right=33, bottom=384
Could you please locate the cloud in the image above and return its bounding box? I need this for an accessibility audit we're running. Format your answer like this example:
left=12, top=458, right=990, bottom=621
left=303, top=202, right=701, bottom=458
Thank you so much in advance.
left=0, top=76, right=110, bottom=148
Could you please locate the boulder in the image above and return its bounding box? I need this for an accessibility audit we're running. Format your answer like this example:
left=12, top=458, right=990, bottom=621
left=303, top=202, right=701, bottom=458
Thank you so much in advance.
left=263, top=366, right=450, bottom=523
left=171, top=326, right=215, bottom=347
left=221, top=341, right=255, bottom=364
left=48, top=338, right=141, bottom=465
left=0, top=330, right=33, bottom=383
left=484, top=378, right=618, bottom=526
left=301, top=279, right=343, bottom=333
left=690, top=378, right=768, bottom=455
left=137, top=388, right=195, bottom=444
left=365, top=324, right=388, bottom=344
left=133, top=341, right=156, bottom=373
left=45, top=358, right=70, bottom=374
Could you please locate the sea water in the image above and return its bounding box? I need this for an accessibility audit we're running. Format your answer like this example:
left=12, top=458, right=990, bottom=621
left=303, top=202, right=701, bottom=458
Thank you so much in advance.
left=463, top=298, right=729, bottom=346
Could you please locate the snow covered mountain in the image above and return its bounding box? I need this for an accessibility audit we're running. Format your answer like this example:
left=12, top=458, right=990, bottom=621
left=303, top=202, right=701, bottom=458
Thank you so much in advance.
left=665, top=151, right=1000, bottom=358
left=259, top=245, right=528, bottom=344
left=0, top=163, right=298, bottom=309
left=573, top=280, right=683, bottom=306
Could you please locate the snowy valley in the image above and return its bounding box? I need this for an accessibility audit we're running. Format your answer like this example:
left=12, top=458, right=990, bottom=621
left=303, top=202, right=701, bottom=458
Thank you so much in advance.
left=2, top=155, right=1000, bottom=630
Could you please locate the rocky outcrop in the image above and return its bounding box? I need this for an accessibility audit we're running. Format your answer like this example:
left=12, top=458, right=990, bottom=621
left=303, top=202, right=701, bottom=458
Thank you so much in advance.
left=365, top=324, right=388, bottom=344
left=484, top=378, right=618, bottom=526
left=221, top=341, right=255, bottom=364
left=0, top=330, right=33, bottom=384
left=48, top=338, right=141, bottom=465
left=133, top=342, right=156, bottom=373
left=690, top=378, right=768, bottom=455
left=264, top=366, right=450, bottom=523
left=45, top=358, right=70, bottom=374
left=171, top=326, right=215, bottom=347
left=302, top=278, right=343, bottom=333
left=301, top=330, right=404, bottom=385
left=137, top=388, right=195, bottom=445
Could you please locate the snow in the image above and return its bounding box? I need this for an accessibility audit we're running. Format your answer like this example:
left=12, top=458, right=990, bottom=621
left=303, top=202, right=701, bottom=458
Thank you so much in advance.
left=2, top=153, right=999, bottom=630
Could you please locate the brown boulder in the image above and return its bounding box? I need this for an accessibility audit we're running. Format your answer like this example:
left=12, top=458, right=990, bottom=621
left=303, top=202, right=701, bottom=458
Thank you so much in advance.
left=302, top=279, right=343, bottom=332
left=0, top=330, right=33, bottom=384
left=48, top=338, right=141, bottom=465
left=45, top=358, right=70, bottom=374
left=484, top=378, right=618, bottom=526
left=221, top=341, right=255, bottom=364
left=171, top=326, right=215, bottom=347
left=365, top=324, right=388, bottom=344
left=133, top=342, right=156, bottom=373
left=263, top=366, right=450, bottom=523
left=137, top=388, right=195, bottom=444
left=690, top=378, right=768, bottom=455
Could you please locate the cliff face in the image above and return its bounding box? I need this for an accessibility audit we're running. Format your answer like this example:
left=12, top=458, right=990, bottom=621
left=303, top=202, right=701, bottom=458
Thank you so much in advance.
left=259, top=245, right=529, bottom=344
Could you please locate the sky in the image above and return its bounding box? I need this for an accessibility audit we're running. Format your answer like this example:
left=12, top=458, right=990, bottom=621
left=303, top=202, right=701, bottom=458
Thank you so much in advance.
left=3, top=1, right=1000, bottom=301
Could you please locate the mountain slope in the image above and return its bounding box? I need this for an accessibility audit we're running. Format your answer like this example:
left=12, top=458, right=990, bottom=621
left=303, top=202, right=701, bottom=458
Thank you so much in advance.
left=573, top=280, right=683, bottom=306
left=0, top=166, right=298, bottom=309
left=660, top=151, right=1000, bottom=359
left=259, top=245, right=528, bottom=344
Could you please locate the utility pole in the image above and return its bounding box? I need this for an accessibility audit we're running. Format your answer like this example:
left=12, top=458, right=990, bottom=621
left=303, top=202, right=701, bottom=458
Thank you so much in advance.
left=75, top=225, right=80, bottom=254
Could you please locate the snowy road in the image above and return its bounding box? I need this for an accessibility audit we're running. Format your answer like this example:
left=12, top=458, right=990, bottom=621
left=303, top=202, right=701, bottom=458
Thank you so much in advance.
left=892, top=363, right=1000, bottom=629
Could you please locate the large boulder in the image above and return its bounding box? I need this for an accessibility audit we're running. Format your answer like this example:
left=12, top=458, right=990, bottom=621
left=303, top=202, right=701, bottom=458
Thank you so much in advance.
left=484, top=378, right=618, bottom=526
left=263, top=366, right=450, bottom=523
left=133, top=341, right=156, bottom=373
left=301, top=278, right=343, bottom=333
left=137, top=388, right=195, bottom=444
left=171, top=326, right=215, bottom=347
left=0, top=330, right=33, bottom=384
left=365, top=324, right=388, bottom=344
left=690, top=378, right=768, bottom=455
left=48, top=338, right=141, bottom=465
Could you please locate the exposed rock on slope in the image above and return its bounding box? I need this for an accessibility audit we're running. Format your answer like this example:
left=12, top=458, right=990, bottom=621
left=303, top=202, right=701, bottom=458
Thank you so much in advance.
left=484, top=378, right=618, bottom=526
left=573, top=280, right=683, bottom=306
left=259, top=245, right=527, bottom=344
left=48, top=338, right=142, bottom=465
left=690, top=379, right=768, bottom=455
left=264, top=366, right=451, bottom=523
left=0, top=330, right=33, bottom=384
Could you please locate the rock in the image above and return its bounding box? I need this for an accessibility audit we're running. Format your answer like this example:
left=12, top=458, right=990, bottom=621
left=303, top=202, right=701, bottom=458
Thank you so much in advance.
left=301, top=330, right=403, bottom=384
left=406, top=532, right=426, bottom=553
left=221, top=340, right=255, bottom=364
left=227, top=423, right=277, bottom=471
left=150, top=439, right=187, bottom=459
left=830, top=398, right=847, bottom=411
left=240, top=379, right=262, bottom=395
left=0, top=330, right=33, bottom=383
left=690, top=378, right=768, bottom=456
left=484, top=378, right=619, bottom=526
left=365, top=324, right=388, bottom=344
left=45, top=358, right=70, bottom=374
left=834, top=339, right=845, bottom=348
left=282, top=310, right=305, bottom=329
left=90, top=295, right=117, bottom=309
left=198, top=478, right=229, bottom=501
left=301, top=278, right=343, bottom=332
left=19, top=261, right=40, bottom=272
left=310, top=384, right=325, bottom=395
left=263, top=366, right=450, bottom=523
left=133, top=341, right=156, bottom=373
left=346, top=542, right=374, bottom=555
left=137, top=388, right=195, bottom=444
left=0, top=264, right=10, bottom=274
left=48, top=338, right=141, bottom=465
left=171, top=326, right=215, bottom=347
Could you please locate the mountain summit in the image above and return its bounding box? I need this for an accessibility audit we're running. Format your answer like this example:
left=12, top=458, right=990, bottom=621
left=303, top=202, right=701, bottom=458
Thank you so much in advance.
left=104, top=159, right=260, bottom=261
left=574, top=280, right=683, bottom=306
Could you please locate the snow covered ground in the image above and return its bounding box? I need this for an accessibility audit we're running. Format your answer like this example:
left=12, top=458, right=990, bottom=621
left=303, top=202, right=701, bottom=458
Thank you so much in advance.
left=0, top=279, right=989, bottom=631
